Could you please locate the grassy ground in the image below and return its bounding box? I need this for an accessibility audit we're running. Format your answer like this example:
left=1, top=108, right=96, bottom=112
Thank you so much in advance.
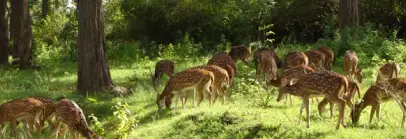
left=1, top=57, right=406, bottom=139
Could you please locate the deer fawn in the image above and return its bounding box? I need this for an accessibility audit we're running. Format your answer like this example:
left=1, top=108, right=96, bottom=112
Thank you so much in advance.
left=229, top=45, right=251, bottom=66
left=351, top=84, right=388, bottom=124
left=284, top=51, right=309, bottom=69
left=150, top=60, right=175, bottom=90
left=376, top=61, right=400, bottom=84
left=0, top=97, right=45, bottom=138
left=52, top=99, right=102, bottom=139
left=344, top=50, right=363, bottom=83
left=277, top=71, right=348, bottom=129
left=304, top=50, right=326, bottom=71
left=208, top=52, right=237, bottom=88
left=318, top=46, right=334, bottom=71
left=318, top=78, right=361, bottom=117
left=157, top=68, right=214, bottom=110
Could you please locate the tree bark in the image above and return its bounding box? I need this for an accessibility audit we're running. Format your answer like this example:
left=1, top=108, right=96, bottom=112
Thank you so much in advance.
left=77, top=0, right=114, bottom=94
left=10, top=0, right=32, bottom=68
left=41, top=0, right=49, bottom=18
left=339, top=0, right=359, bottom=33
left=0, top=0, right=8, bottom=65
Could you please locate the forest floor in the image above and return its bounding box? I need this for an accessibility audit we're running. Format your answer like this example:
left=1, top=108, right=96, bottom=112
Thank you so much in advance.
left=1, top=57, right=406, bottom=139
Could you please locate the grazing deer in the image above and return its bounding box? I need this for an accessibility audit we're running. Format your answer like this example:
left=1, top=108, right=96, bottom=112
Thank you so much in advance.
left=344, top=50, right=363, bottom=83
left=318, top=78, right=361, bottom=117
left=356, top=78, right=406, bottom=128
left=254, top=48, right=283, bottom=69
left=277, top=71, right=348, bottom=129
left=30, top=96, right=58, bottom=131
left=156, top=68, right=214, bottom=110
left=351, top=84, right=388, bottom=124
left=189, top=65, right=230, bottom=104
left=229, top=45, right=251, bottom=66
left=376, top=61, right=400, bottom=84
left=304, top=50, right=326, bottom=71
left=318, top=46, right=334, bottom=71
left=208, top=52, right=237, bottom=88
left=267, top=65, right=315, bottom=105
left=284, top=51, right=309, bottom=69
left=0, top=97, right=45, bottom=138
left=52, top=99, right=102, bottom=139
left=150, top=60, right=175, bottom=90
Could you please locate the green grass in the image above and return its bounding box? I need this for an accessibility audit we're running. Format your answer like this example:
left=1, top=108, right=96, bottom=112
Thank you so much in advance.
left=1, top=57, right=406, bottom=139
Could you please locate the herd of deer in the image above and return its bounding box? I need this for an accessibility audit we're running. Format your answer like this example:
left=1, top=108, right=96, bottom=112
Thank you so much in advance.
left=0, top=97, right=102, bottom=139
left=152, top=45, right=406, bottom=130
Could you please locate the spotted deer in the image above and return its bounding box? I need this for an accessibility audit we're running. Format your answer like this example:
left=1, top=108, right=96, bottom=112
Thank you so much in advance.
left=0, top=97, right=45, bottom=138
left=376, top=61, right=400, bottom=84
left=150, top=60, right=175, bottom=90
left=344, top=50, right=363, bottom=83
left=318, top=46, right=334, bottom=71
left=256, top=50, right=278, bottom=86
left=52, top=99, right=102, bottom=139
left=304, top=50, right=326, bottom=71
left=350, top=84, right=388, bottom=124
left=277, top=71, right=349, bottom=129
left=318, top=78, right=361, bottom=117
left=157, top=68, right=214, bottom=110
left=254, top=48, right=283, bottom=69
left=267, top=65, right=315, bottom=105
left=208, top=52, right=237, bottom=88
left=190, top=65, right=230, bottom=104
left=30, top=96, right=58, bottom=131
left=352, top=78, right=406, bottom=127
left=284, top=51, right=309, bottom=69
left=229, top=45, right=251, bottom=65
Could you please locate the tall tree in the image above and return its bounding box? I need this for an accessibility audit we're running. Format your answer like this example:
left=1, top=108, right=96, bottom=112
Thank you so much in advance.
left=0, top=0, right=7, bottom=65
left=339, top=0, right=359, bottom=33
left=41, top=0, right=49, bottom=18
left=10, top=0, right=33, bottom=68
left=77, top=0, right=114, bottom=94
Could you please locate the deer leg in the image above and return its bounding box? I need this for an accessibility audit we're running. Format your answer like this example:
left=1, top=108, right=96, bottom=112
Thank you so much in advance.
left=304, top=97, right=311, bottom=128
left=197, top=87, right=205, bottom=106
left=52, top=120, right=61, bottom=139
left=329, top=102, right=334, bottom=118
left=369, top=105, right=377, bottom=124
left=60, top=124, right=68, bottom=139
left=336, top=98, right=346, bottom=129
left=376, top=104, right=381, bottom=120
left=10, top=119, right=17, bottom=138
left=26, top=117, right=35, bottom=138
left=298, top=102, right=304, bottom=124
left=289, top=95, right=293, bottom=105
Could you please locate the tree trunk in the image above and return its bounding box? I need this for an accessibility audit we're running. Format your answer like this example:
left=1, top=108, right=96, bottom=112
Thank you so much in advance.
left=10, top=0, right=32, bottom=68
left=41, top=0, right=49, bottom=18
left=0, top=0, right=8, bottom=65
left=77, top=0, right=114, bottom=94
left=339, top=0, right=359, bottom=33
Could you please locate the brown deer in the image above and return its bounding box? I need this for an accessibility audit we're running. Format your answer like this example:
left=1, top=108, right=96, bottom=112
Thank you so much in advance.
left=318, top=46, right=334, bottom=71
left=304, top=50, right=326, bottom=71
left=267, top=65, right=315, bottom=105
left=229, top=45, right=251, bottom=66
left=52, top=99, right=102, bottom=139
left=0, top=97, right=45, bottom=138
left=277, top=71, right=348, bottom=129
left=150, top=60, right=175, bottom=90
left=284, top=51, right=309, bottom=69
left=256, top=50, right=278, bottom=86
left=376, top=61, right=401, bottom=84
left=318, top=78, right=361, bottom=117
left=157, top=68, right=214, bottom=110
left=353, top=78, right=406, bottom=128
left=208, top=52, right=237, bottom=88
left=350, top=84, right=388, bottom=124
left=344, top=50, right=363, bottom=83
left=188, top=65, right=230, bottom=104
left=30, top=96, right=58, bottom=131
